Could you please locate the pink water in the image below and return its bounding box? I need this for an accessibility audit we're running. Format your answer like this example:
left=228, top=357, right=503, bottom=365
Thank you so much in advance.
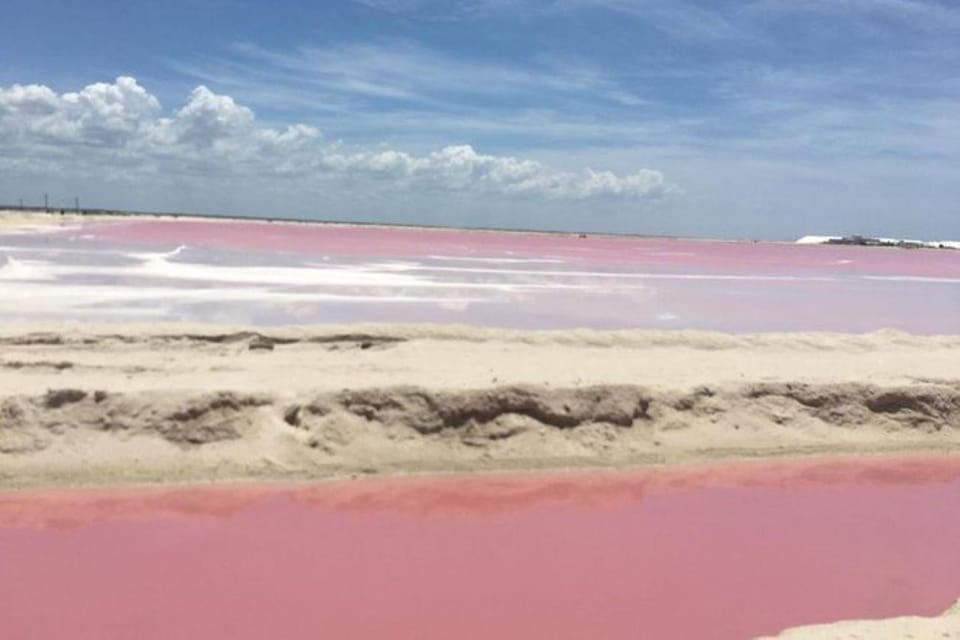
left=2, top=456, right=959, bottom=639
left=3, top=217, right=958, bottom=331
left=88, top=218, right=960, bottom=277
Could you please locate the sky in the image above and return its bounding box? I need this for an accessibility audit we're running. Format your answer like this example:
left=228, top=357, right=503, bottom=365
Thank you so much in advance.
left=1, top=0, right=958, bottom=240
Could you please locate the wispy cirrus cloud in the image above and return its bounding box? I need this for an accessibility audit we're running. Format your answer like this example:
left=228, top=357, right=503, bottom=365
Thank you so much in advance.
left=745, top=0, right=960, bottom=31
left=175, top=40, right=649, bottom=113
left=350, top=0, right=514, bottom=19
left=554, top=0, right=753, bottom=42
left=169, top=30, right=960, bottom=164
left=169, top=39, right=658, bottom=150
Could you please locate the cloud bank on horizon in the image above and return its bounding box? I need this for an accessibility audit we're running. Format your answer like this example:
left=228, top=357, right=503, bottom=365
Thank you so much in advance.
left=1, top=0, right=959, bottom=238
left=0, top=77, right=671, bottom=201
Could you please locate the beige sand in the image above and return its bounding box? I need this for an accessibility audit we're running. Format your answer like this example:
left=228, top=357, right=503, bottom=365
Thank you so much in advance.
left=1, top=323, right=958, bottom=490
left=0, top=210, right=124, bottom=232
left=763, top=599, right=960, bottom=638
left=0, top=208, right=620, bottom=238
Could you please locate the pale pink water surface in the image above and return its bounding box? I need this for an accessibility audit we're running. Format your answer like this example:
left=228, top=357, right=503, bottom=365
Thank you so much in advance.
left=2, top=217, right=958, bottom=331
left=2, top=456, right=959, bottom=639
left=86, top=219, right=960, bottom=278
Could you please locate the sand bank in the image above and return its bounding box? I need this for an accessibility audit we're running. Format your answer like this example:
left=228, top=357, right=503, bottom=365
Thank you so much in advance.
left=0, top=209, right=124, bottom=232
left=766, top=599, right=960, bottom=638
left=0, top=323, right=958, bottom=490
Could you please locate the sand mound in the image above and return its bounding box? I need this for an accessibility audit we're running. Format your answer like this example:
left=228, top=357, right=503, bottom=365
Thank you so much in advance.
left=2, top=380, right=958, bottom=489
left=763, top=598, right=960, bottom=638
left=1, top=323, right=958, bottom=489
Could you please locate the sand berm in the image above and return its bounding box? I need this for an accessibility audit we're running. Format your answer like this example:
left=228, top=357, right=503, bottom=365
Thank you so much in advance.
left=0, top=322, right=958, bottom=490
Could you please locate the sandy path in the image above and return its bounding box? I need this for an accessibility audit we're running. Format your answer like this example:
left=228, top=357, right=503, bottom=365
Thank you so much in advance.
left=3, top=323, right=959, bottom=394
left=0, top=323, right=958, bottom=490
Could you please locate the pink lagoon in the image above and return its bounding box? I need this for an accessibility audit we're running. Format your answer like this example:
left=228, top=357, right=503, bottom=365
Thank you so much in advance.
left=2, top=456, right=959, bottom=639
left=2, top=217, right=959, bottom=332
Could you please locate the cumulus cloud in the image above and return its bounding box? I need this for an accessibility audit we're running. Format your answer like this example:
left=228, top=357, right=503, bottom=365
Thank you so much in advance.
left=323, top=144, right=669, bottom=199
left=0, top=76, right=160, bottom=147
left=0, top=76, right=673, bottom=201
left=169, top=86, right=254, bottom=146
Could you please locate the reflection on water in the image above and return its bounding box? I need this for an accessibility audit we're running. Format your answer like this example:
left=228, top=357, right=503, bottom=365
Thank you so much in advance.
left=2, top=455, right=960, bottom=529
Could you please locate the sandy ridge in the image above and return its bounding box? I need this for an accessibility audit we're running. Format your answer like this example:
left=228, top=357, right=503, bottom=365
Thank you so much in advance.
left=2, top=324, right=959, bottom=396
left=1, top=324, right=958, bottom=490
left=4, top=321, right=960, bottom=347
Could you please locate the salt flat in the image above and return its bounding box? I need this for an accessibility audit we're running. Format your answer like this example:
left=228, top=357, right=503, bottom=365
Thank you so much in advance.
left=2, top=211, right=958, bottom=332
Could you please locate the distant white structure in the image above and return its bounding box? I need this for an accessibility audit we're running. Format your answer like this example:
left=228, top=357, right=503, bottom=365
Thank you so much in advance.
left=795, top=236, right=842, bottom=245
left=795, top=235, right=959, bottom=249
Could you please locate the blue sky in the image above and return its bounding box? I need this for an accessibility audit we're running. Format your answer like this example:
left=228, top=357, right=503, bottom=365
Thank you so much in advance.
left=1, top=0, right=959, bottom=239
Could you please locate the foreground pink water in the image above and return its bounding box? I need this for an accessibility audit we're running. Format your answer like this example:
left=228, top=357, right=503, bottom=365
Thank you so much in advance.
left=2, top=456, right=959, bottom=639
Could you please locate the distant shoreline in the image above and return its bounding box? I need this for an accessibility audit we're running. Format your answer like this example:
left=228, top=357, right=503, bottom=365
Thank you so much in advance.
left=1, top=204, right=692, bottom=242
left=7, top=204, right=960, bottom=250
left=4, top=205, right=957, bottom=249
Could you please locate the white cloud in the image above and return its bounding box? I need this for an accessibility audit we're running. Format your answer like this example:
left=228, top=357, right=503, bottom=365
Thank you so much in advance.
left=0, top=84, right=61, bottom=116
left=0, top=76, right=673, bottom=201
left=169, top=86, right=254, bottom=146
left=324, top=144, right=669, bottom=199
left=0, top=76, right=160, bottom=147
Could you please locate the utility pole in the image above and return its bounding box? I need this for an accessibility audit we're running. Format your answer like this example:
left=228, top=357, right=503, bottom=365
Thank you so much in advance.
left=44, top=193, right=48, bottom=212
left=74, top=196, right=80, bottom=213
left=18, top=198, right=23, bottom=209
